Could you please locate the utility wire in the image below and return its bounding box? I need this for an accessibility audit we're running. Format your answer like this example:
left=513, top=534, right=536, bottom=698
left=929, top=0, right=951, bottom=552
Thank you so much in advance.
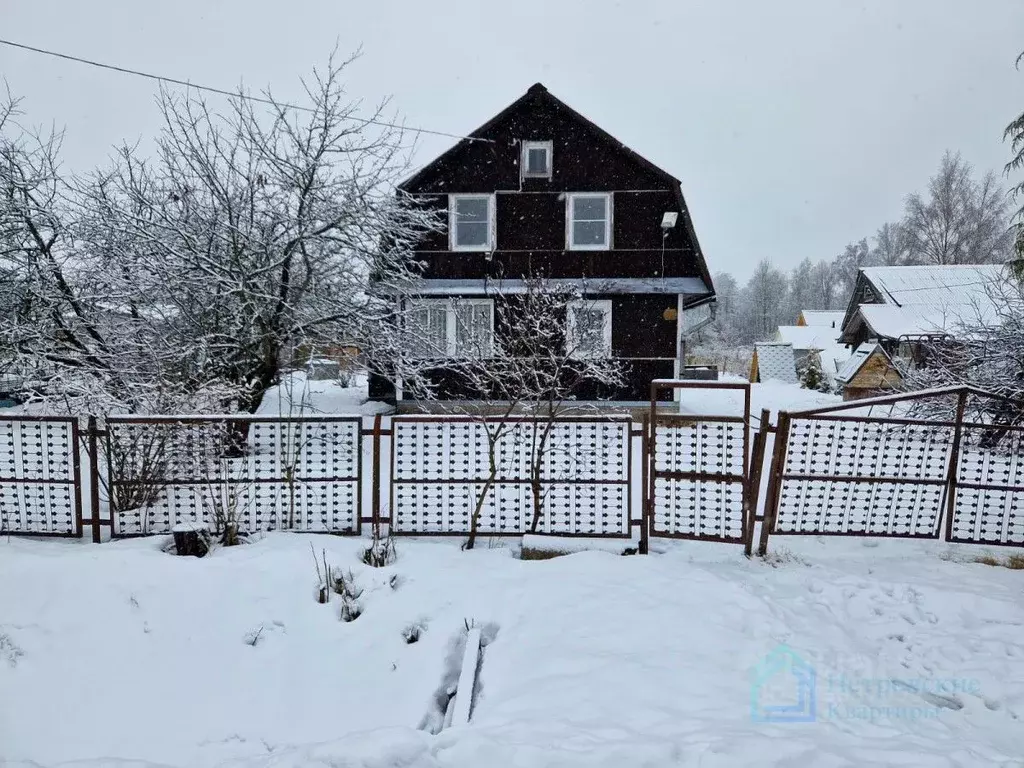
left=0, top=37, right=490, bottom=143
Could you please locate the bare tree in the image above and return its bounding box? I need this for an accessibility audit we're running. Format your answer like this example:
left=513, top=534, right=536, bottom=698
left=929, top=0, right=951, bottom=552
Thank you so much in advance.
left=740, top=259, right=789, bottom=341
left=1, top=54, right=437, bottom=416
left=901, top=266, right=1023, bottom=427
left=403, top=277, right=624, bottom=549
left=903, top=152, right=1012, bottom=266
left=832, top=238, right=875, bottom=301
left=871, top=221, right=911, bottom=266
left=809, top=260, right=839, bottom=310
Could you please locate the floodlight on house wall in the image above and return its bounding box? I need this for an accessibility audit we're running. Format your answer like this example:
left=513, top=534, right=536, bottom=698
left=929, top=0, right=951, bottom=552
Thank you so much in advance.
left=661, top=211, right=679, bottom=230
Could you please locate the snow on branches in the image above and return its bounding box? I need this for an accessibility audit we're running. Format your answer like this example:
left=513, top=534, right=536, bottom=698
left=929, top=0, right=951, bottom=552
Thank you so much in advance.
left=0, top=54, right=438, bottom=415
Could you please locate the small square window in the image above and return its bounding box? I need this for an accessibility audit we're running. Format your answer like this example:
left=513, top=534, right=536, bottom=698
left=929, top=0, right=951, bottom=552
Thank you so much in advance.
left=521, top=141, right=552, bottom=179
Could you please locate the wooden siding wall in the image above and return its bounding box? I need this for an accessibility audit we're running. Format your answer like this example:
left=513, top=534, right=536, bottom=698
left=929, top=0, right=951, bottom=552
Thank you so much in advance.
left=403, top=88, right=704, bottom=283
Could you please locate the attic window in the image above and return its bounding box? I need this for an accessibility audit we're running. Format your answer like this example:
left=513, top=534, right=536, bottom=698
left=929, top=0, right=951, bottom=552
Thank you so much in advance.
left=522, top=141, right=552, bottom=179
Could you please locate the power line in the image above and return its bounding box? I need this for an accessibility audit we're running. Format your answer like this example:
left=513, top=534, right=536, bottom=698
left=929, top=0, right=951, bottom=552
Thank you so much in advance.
left=0, top=37, right=490, bottom=143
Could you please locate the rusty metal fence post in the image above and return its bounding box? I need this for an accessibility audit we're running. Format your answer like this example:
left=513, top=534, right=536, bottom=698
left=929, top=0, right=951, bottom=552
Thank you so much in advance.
left=943, top=389, right=969, bottom=542
left=86, top=416, right=103, bottom=543
left=639, top=412, right=650, bottom=554
left=757, top=411, right=791, bottom=556
left=744, top=409, right=772, bottom=556
left=371, top=414, right=383, bottom=539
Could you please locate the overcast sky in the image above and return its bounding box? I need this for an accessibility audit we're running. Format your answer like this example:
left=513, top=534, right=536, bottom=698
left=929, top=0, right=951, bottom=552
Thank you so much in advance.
left=2, top=0, right=1022, bottom=279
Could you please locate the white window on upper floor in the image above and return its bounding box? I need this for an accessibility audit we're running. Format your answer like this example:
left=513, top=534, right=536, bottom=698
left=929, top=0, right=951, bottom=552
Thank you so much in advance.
left=567, top=299, right=612, bottom=358
left=521, top=140, right=553, bottom=179
left=406, top=298, right=494, bottom=358
left=448, top=194, right=495, bottom=251
left=566, top=193, right=612, bottom=250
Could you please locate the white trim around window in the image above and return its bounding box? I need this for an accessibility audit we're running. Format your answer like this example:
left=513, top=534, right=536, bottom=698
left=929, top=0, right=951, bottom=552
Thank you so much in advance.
left=448, top=194, right=495, bottom=252
left=566, top=192, right=612, bottom=251
left=406, top=298, right=494, bottom=358
left=521, top=140, right=553, bottom=179
left=566, top=299, right=613, bottom=358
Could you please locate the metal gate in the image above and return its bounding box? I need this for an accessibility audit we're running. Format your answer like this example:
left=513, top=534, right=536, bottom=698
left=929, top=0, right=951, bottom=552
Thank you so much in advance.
left=646, top=381, right=753, bottom=550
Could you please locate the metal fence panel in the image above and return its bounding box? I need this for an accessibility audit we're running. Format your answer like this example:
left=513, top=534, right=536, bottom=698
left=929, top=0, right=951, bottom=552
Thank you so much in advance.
left=950, top=423, right=1024, bottom=546
left=106, top=416, right=361, bottom=536
left=0, top=416, right=82, bottom=537
left=771, top=416, right=953, bottom=538
left=390, top=416, right=631, bottom=537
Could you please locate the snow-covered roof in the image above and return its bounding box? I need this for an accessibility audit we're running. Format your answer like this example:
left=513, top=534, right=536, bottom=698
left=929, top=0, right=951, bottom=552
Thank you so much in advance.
left=834, top=342, right=895, bottom=384
left=753, top=343, right=798, bottom=384
left=776, top=326, right=839, bottom=351
left=859, top=264, right=1004, bottom=309
left=844, top=264, right=1008, bottom=341
left=799, top=310, right=844, bottom=329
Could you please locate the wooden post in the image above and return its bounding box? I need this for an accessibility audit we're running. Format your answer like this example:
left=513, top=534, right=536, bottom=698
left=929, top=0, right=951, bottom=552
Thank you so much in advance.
left=757, top=412, right=790, bottom=557
left=371, top=414, right=382, bottom=540
left=639, top=412, right=650, bottom=554
left=943, top=390, right=968, bottom=542
left=87, top=415, right=102, bottom=543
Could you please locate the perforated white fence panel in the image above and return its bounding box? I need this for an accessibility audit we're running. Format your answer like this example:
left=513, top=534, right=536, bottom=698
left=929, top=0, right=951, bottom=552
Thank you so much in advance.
left=391, top=418, right=630, bottom=537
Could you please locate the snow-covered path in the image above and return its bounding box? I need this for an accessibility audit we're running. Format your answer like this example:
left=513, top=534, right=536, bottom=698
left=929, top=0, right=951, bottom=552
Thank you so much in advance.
left=1, top=535, right=1022, bottom=767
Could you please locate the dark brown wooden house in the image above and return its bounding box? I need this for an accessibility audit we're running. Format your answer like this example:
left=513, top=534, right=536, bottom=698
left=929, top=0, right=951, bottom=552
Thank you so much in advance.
left=369, top=83, right=716, bottom=405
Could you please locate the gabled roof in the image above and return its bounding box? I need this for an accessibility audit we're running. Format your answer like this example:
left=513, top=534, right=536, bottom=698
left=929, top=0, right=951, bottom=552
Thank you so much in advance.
left=776, top=326, right=839, bottom=351
left=751, top=343, right=798, bottom=384
left=840, top=264, right=1007, bottom=341
left=400, top=83, right=681, bottom=191
left=398, top=83, right=714, bottom=299
left=799, top=310, right=844, bottom=329
left=834, top=342, right=897, bottom=385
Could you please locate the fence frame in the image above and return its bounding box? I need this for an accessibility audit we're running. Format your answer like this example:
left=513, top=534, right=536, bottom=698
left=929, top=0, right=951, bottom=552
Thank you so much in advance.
left=645, top=380, right=753, bottom=549
left=388, top=413, right=634, bottom=538
left=760, top=386, right=1024, bottom=553
left=104, top=413, right=364, bottom=538
left=0, top=414, right=83, bottom=538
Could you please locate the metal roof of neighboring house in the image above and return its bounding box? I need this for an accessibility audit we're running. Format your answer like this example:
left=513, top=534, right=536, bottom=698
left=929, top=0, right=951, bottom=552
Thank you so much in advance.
left=753, top=343, right=798, bottom=384
left=799, top=310, right=844, bottom=328
left=834, top=342, right=896, bottom=384
left=776, top=326, right=839, bottom=350
left=843, top=264, right=1008, bottom=341
left=393, top=277, right=710, bottom=296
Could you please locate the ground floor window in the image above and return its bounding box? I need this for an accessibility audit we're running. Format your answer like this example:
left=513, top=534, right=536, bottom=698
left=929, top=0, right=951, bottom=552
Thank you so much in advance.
left=567, top=299, right=612, bottom=358
left=406, top=299, right=494, bottom=358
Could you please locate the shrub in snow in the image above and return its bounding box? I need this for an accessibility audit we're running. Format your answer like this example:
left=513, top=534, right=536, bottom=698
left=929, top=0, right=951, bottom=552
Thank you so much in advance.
left=362, top=532, right=398, bottom=568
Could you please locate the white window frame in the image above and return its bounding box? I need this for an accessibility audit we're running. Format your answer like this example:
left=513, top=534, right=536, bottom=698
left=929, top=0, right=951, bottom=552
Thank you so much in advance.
left=566, top=193, right=612, bottom=251
left=448, top=194, right=495, bottom=252
left=406, top=298, right=494, bottom=358
left=521, top=140, right=553, bottom=179
left=566, top=299, right=613, bottom=359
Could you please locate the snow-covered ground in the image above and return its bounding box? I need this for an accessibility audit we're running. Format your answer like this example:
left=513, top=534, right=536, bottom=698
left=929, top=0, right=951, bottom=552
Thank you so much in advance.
left=2, top=534, right=1023, bottom=767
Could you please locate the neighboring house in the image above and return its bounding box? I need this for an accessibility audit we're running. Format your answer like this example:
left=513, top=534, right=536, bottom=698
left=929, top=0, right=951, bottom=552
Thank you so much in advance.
left=834, top=343, right=902, bottom=400
left=369, top=83, right=716, bottom=406
left=774, top=324, right=849, bottom=378
left=749, top=343, right=799, bottom=385
left=835, top=264, right=1005, bottom=400
left=796, top=310, right=844, bottom=330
